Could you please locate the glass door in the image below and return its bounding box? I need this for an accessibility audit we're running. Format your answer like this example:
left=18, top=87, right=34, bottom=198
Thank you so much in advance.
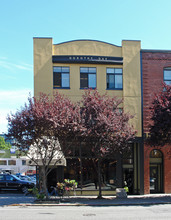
left=150, top=150, right=163, bottom=193
left=150, top=166, right=158, bottom=193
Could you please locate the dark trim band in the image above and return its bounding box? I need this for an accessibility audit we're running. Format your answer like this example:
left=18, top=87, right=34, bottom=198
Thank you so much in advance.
left=52, top=55, right=123, bottom=65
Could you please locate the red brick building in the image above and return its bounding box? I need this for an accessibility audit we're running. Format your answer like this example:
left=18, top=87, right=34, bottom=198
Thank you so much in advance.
left=141, top=50, right=171, bottom=194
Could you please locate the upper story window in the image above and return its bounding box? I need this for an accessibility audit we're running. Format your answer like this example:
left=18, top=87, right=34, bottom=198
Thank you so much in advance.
left=53, top=66, right=70, bottom=89
left=80, top=67, right=96, bottom=89
left=164, top=67, right=171, bottom=85
left=107, top=68, right=123, bottom=89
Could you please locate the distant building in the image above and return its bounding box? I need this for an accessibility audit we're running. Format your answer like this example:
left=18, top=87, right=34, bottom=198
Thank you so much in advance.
left=0, top=156, right=35, bottom=175
left=0, top=134, right=36, bottom=175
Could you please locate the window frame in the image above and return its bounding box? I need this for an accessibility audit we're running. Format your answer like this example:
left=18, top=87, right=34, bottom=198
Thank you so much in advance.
left=164, top=67, right=171, bottom=85
left=106, top=68, right=123, bottom=90
left=80, top=67, right=97, bottom=89
left=53, top=66, right=70, bottom=89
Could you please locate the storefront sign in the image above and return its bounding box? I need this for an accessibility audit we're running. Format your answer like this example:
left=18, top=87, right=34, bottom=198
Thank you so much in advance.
left=52, top=55, right=123, bottom=65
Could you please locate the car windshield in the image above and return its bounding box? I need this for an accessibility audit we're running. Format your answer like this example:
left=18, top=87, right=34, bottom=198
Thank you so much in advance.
left=20, top=176, right=31, bottom=181
left=11, top=175, right=21, bottom=181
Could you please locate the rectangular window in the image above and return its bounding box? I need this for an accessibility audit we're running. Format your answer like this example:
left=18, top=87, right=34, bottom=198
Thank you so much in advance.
left=22, top=160, right=26, bottom=165
left=0, top=160, right=7, bottom=165
left=164, top=68, right=171, bottom=85
left=107, top=68, right=123, bottom=89
left=53, top=66, right=70, bottom=88
left=80, top=67, right=96, bottom=89
left=8, top=160, right=16, bottom=165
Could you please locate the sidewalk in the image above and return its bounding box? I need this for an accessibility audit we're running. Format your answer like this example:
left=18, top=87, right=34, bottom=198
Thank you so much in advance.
left=2, top=193, right=171, bottom=207
left=33, top=194, right=171, bottom=206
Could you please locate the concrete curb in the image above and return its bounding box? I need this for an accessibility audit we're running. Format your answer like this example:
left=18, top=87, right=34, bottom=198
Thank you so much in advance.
left=7, top=201, right=171, bottom=207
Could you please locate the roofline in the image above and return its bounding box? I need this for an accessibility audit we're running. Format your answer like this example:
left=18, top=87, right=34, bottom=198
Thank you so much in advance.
left=53, top=39, right=122, bottom=48
left=141, top=49, right=171, bottom=53
left=33, top=37, right=52, bottom=39
left=122, top=39, right=141, bottom=42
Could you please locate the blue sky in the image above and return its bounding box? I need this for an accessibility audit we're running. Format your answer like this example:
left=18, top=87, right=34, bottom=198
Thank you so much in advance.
left=0, top=0, right=171, bottom=133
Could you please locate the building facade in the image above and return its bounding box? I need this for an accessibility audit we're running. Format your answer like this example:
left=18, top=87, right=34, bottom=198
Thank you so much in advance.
left=141, top=50, right=171, bottom=194
left=33, top=38, right=169, bottom=195
left=0, top=156, right=35, bottom=175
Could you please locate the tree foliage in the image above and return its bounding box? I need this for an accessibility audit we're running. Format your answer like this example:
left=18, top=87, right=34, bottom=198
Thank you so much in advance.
left=80, top=90, right=136, bottom=156
left=7, top=90, right=136, bottom=199
left=79, top=90, right=136, bottom=198
left=7, top=92, right=80, bottom=199
left=0, top=136, right=11, bottom=150
left=147, top=84, right=171, bottom=146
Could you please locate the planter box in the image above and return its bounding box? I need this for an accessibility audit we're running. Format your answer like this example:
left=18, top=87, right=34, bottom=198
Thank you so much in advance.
left=116, top=188, right=127, bottom=198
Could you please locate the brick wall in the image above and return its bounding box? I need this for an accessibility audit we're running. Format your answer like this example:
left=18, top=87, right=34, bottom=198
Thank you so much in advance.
left=142, top=51, right=171, bottom=194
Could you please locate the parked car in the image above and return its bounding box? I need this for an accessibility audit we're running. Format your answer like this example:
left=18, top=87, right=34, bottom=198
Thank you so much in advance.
left=0, top=174, right=35, bottom=193
left=15, top=174, right=36, bottom=185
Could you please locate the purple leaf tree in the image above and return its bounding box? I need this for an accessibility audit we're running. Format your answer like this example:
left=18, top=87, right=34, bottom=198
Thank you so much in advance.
left=147, top=84, right=171, bottom=146
left=79, top=90, right=136, bottom=198
left=7, top=92, right=80, bottom=199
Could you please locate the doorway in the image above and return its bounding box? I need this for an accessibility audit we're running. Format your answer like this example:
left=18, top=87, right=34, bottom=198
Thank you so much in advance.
left=150, top=150, right=163, bottom=193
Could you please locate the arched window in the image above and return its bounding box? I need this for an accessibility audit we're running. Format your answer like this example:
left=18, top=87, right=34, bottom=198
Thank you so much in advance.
left=150, top=149, right=163, bottom=158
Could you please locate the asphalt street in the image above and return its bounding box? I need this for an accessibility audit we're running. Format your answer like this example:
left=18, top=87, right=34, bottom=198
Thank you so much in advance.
left=0, top=205, right=171, bottom=220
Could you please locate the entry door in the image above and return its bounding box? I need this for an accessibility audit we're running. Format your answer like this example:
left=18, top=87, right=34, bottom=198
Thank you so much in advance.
left=150, top=166, right=158, bottom=193
left=150, top=165, right=162, bottom=193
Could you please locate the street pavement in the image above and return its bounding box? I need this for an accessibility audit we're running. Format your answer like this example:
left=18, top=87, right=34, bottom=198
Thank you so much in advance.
left=0, top=205, right=171, bottom=220
left=0, top=192, right=171, bottom=207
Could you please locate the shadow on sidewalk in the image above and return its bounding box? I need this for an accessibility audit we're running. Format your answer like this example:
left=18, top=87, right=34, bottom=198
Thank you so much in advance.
left=0, top=193, right=171, bottom=207
left=0, top=193, right=35, bottom=206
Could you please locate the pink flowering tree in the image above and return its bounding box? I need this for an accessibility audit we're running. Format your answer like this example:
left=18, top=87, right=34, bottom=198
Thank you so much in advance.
left=80, top=90, right=136, bottom=198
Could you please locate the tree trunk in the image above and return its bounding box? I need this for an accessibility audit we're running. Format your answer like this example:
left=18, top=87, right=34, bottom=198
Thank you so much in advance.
left=42, top=166, right=48, bottom=200
left=79, top=143, right=83, bottom=195
left=97, top=159, right=102, bottom=199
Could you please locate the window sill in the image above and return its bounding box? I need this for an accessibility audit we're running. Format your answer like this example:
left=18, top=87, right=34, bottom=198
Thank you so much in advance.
left=80, top=87, right=96, bottom=90
left=106, top=88, right=123, bottom=90
left=53, top=87, right=70, bottom=89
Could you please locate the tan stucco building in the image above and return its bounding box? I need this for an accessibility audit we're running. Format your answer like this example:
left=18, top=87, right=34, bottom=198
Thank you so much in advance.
left=34, top=38, right=144, bottom=195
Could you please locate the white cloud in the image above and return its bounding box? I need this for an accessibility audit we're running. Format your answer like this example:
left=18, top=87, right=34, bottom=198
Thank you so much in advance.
left=0, top=59, right=33, bottom=72
left=0, top=89, right=32, bottom=134
left=0, top=110, right=9, bottom=134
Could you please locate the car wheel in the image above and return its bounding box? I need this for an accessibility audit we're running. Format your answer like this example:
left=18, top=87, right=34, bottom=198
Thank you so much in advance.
left=21, top=186, right=28, bottom=193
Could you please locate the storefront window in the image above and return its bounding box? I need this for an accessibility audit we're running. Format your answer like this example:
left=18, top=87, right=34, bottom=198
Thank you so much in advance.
left=64, top=158, right=117, bottom=190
